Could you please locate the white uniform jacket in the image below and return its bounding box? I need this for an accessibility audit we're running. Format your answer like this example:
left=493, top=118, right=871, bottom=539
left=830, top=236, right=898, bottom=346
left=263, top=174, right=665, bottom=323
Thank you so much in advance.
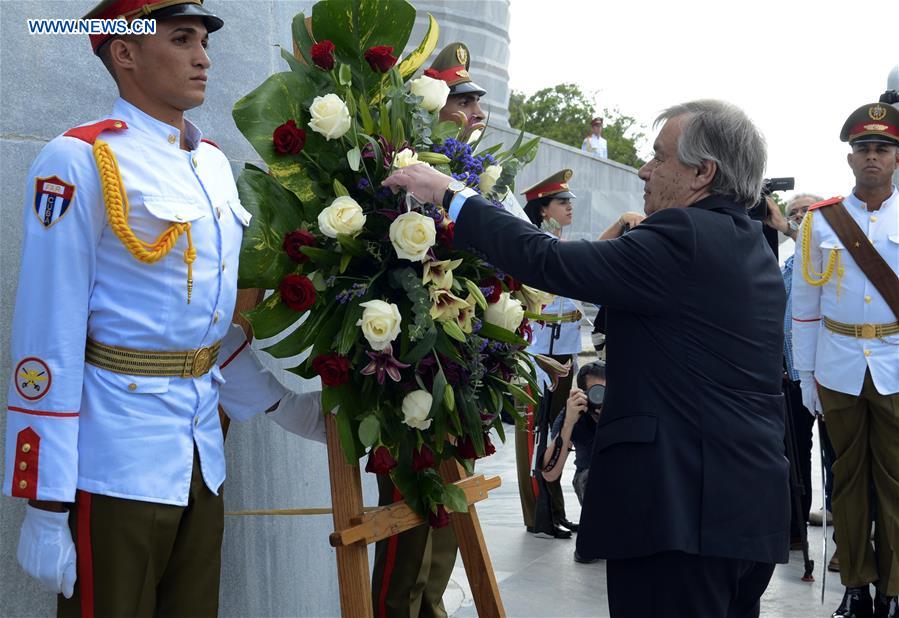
left=791, top=188, right=899, bottom=397
left=3, top=98, right=271, bottom=506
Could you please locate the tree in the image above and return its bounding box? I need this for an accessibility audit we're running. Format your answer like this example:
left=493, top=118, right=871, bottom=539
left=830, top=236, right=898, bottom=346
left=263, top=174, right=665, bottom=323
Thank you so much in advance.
left=508, top=83, right=646, bottom=168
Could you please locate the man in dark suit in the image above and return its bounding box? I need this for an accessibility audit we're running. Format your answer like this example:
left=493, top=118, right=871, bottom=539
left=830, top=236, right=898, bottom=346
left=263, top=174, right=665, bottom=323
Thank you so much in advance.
left=384, top=99, right=790, bottom=617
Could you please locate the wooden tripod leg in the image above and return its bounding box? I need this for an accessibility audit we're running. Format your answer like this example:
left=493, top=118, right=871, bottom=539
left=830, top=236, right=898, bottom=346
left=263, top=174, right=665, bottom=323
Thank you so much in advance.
left=440, top=459, right=505, bottom=618
left=326, top=414, right=374, bottom=617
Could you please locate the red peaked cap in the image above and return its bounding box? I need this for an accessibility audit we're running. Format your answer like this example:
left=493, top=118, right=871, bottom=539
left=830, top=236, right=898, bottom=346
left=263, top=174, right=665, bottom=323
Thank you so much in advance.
left=83, top=0, right=223, bottom=54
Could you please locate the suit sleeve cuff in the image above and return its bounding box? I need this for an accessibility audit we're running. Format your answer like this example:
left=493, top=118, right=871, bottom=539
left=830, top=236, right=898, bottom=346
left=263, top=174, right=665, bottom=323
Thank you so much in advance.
left=447, top=188, right=478, bottom=222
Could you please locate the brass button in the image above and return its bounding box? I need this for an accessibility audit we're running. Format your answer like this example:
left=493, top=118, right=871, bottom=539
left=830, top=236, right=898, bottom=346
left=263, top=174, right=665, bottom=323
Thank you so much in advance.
left=865, top=295, right=872, bottom=304
left=128, top=383, right=137, bottom=391
left=194, top=416, right=200, bottom=427
left=18, top=461, right=27, bottom=471
left=864, top=349, right=872, bottom=357
left=18, top=480, right=27, bottom=490
left=167, top=134, right=176, bottom=144
left=870, top=215, right=878, bottom=222
left=213, top=311, right=220, bottom=324
left=221, top=262, right=226, bottom=272
left=175, top=214, right=184, bottom=222
left=215, top=206, right=222, bottom=219
left=21, top=443, right=31, bottom=454
left=191, top=156, right=198, bottom=167
left=114, top=122, right=123, bottom=129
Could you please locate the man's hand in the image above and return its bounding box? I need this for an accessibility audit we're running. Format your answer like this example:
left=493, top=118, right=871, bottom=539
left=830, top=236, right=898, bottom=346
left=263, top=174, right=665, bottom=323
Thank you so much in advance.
left=17, top=504, right=77, bottom=598
left=382, top=164, right=457, bottom=205
left=564, top=387, right=587, bottom=426
left=763, top=197, right=793, bottom=238
left=798, top=370, right=822, bottom=416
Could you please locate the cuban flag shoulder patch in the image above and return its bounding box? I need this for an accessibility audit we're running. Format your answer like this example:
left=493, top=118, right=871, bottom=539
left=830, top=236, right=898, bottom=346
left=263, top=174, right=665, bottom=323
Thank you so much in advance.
left=33, top=175, right=76, bottom=229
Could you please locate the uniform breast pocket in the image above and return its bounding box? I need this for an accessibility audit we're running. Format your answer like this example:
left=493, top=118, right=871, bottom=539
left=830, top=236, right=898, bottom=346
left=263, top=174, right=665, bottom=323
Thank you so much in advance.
left=142, top=196, right=207, bottom=227
left=226, top=198, right=252, bottom=229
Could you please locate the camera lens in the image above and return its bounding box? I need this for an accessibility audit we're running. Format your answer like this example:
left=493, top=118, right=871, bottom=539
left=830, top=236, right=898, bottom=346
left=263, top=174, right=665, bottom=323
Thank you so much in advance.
left=586, top=384, right=605, bottom=408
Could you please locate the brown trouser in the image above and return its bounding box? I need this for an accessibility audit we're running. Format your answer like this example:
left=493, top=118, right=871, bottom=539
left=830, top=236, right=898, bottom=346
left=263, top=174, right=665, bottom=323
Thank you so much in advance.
left=371, top=473, right=457, bottom=618
left=543, top=354, right=574, bottom=523
left=58, top=450, right=224, bottom=617
left=820, top=371, right=899, bottom=594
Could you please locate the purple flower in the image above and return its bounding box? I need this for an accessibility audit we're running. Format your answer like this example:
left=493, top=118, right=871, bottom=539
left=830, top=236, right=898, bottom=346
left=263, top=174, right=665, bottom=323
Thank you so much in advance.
left=360, top=343, right=410, bottom=385
left=357, top=178, right=371, bottom=190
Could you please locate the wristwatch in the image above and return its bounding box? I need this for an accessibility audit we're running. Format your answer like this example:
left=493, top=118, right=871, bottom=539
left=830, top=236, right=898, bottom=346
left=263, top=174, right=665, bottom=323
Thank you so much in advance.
left=443, top=179, right=467, bottom=210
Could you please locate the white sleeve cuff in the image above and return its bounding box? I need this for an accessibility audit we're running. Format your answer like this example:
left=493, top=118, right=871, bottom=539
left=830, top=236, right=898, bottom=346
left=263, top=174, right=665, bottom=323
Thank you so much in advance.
left=447, top=187, right=478, bottom=222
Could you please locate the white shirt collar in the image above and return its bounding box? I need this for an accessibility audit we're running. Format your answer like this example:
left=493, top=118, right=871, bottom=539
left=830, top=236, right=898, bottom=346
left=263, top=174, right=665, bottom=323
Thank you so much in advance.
left=112, top=97, right=203, bottom=150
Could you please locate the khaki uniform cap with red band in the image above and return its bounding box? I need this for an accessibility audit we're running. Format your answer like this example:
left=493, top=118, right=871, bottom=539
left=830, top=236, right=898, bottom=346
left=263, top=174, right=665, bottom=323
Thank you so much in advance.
left=840, top=102, right=899, bottom=146
left=84, top=0, right=223, bottom=54
left=522, top=169, right=577, bottom=203
left=423, top=42, right=486, bottom=97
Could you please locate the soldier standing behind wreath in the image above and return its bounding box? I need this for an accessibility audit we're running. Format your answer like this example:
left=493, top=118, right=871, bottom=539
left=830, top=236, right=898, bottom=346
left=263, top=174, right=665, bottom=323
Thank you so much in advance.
left=791, top=101, right=899, bottom=618
left=370, top=42, right=485, bottom=618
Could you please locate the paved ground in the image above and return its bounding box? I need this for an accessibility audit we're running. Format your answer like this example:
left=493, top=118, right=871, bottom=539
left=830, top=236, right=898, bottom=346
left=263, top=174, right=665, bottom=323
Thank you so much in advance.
left=442, top=326, right=844, bottom=617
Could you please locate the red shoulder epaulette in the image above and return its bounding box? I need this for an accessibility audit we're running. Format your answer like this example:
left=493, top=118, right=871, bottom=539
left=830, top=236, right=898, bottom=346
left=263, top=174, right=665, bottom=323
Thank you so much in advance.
left=808, top=196, right=844, bottom=211
left=201, top=138, right=221, bottom=150
left=63, top=119, right=128, bottom=145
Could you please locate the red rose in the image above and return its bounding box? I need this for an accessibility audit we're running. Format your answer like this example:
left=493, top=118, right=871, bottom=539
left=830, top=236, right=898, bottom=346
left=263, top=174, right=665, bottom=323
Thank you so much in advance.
left=273, top=120, right=306, bottom=155
left=363, top=45, right=397, bottom=73
left=310, top=40, right=335, bottom=70
left=365, top=446, right=397, bottom=474
left=436, top=221, right=455, bottom=248
left=283, top=229, right=317, bottom=263
left=279, top=274, right=316, bottom=312
left=311, top=353, right=350, bottom=387
left=483, top=433, right=496, bottom=456
left=428, top=504, right=450, bottom=529
left=505, top=275, right=522, bottom=292
left=481, top=277, right=503, bottom=304
left=412, top=444, right=436, bottom=472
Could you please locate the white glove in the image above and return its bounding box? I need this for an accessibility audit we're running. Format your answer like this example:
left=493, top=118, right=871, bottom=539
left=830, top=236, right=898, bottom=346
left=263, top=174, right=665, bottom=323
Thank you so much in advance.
left=268, top=390, right=328, bottom=444
left=17, top=505, right=77, bottom=598
left=218, top=324, right=287, bottom=422
left=798, top=370, right=822, bottom=416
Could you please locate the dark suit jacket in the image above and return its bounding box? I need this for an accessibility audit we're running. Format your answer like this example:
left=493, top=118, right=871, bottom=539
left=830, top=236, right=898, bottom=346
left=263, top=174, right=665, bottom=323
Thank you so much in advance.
left=453, top=193, right=790, bottom=565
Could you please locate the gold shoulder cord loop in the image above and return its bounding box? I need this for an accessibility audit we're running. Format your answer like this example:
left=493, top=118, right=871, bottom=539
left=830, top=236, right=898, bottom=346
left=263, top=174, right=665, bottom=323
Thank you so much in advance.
left=801, top=210, right=843, bottom=294
left=93, top=138, right=195, bottom=303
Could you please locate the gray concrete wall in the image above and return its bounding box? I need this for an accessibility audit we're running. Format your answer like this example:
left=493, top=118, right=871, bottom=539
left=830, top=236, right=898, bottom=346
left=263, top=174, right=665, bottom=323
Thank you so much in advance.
left=0, top=2, right=641, bottom=616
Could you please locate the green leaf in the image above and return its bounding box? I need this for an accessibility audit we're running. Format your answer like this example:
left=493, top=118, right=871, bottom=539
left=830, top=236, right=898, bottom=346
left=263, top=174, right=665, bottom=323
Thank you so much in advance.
left=441, top=320, right=466, bottom=342
left=333, top=400, right=364, bottom=465
left=416, top=151, right=451, bottom=165
left=243, top=292, right=304, bottom=340
left=477, top=322, right=529, bottom=346
left=379, top=100, right=392, bottom=141
left=236, top=169, right=306, bottom=289
left=442, top=483, right=468, bottom=514
left=339, top=253, right=352, bottom=273
left=429, top=368, right=447, bottom=420
left=357, top=92, right=376, bottom=135
left=333, top=178, right=350, bottom=197
left=347, top=147, right=362, bottom=171
left=358, top=414, right=381, bottom=447
left=262, top=300, right=340, bottom=359
left=337, top=301, right=364, bottom=355
left=311, top=0, right=416, bottom=95
left=291, top=13, right=315, bottom=67
left=279, top=46, right=307, bottom=75
left=338, top=63, right=352, bottom=86
left=396, top=13, right=439, bottom=81
left=336, top=233, right=366, bottom=257
left=399, top=325, right=437, bottom=364
left=232, top=71, right=319, bottom=203
left=498, top=378, right=538, bottom=407
left=443, top=383, right=455, bottom=411
left=300, top=246, right=341, bottom=266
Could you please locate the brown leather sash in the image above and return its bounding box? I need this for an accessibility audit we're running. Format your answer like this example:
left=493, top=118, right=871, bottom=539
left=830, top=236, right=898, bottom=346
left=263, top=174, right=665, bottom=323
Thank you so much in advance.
left=818, top=202, right=899, bottom=321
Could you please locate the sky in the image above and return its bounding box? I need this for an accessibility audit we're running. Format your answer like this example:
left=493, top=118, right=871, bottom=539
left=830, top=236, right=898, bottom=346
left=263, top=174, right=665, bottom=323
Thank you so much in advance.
left=507, top=0, right=898, bottom=202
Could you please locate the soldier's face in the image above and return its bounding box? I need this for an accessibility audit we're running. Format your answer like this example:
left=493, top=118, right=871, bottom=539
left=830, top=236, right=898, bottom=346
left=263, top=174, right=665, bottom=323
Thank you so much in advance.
left=638, top=116, right=697, bottom=215
left=542, top=197, right=573, bottom=228
left=439, top=94, right=485, bottom=125
left=128, top=17, right=211, bottom=113
left=847, top=142, right=899, bottom=191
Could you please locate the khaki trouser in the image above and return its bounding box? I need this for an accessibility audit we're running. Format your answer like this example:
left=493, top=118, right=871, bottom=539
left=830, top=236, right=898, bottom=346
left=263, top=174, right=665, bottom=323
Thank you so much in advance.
left=58, top=449, right=224, bottom=618
left=371, top=473, right=458, bottom=618
left=820, top=371, right=899, bottom=594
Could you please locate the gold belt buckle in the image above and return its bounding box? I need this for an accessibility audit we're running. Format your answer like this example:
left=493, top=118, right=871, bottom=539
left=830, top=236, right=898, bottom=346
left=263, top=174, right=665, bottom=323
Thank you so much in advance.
left=860, top=323, right=877, bottom=339
left=189, top=346, right=213, bottom=377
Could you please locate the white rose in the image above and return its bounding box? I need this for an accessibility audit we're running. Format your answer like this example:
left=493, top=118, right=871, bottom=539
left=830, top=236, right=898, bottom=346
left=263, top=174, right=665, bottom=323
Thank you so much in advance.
left=479, top=164, right=503, bottom=195
left=392, top=148, right=430, bottom=169
left=389, top=211, right=436, bottom=262
left=357, top=300, right=402, bottom=351
left=409, top=75, right=450, bottom=113
left=484, top=292, right=524, bottom=332
left=317, top=196, right=366, bottom=238
left=402, top=390, right=433, bottom=430
left=308, top=93, right=352, bottom=140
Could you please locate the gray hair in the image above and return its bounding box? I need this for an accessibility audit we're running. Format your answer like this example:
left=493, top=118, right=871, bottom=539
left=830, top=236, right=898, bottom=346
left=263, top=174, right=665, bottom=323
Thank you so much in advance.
left=656, top=100, right=767, bottom=208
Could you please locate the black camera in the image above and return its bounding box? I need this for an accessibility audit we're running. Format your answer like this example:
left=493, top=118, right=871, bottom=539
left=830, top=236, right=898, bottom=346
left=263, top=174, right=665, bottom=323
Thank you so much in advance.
left=585, top=383, right=605, bottom=415
left=880, top=90, right=899, bottom=105
left=748, top=176, right=795, bottom=258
